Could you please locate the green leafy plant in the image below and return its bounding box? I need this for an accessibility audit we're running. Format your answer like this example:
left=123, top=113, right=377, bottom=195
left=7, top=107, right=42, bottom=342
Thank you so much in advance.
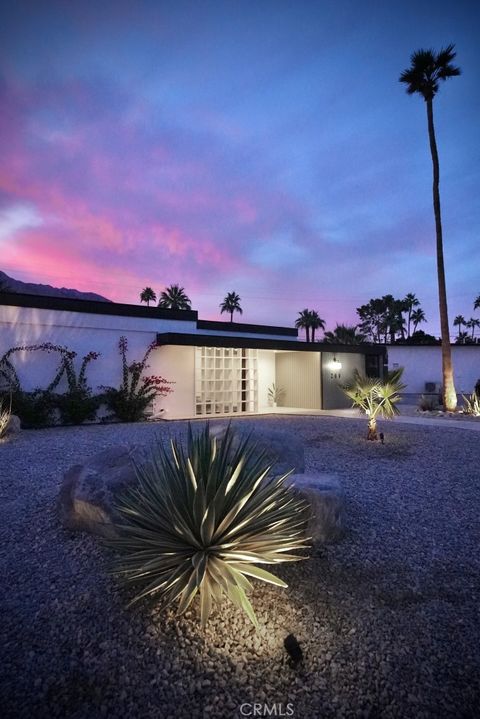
left=0, top=394, right=12, bottom=438
left=100, top=337, right=173, bottom=422
left=108, top=424, right=309, bottom=627
left=462, top=392, right=480, bottom=417
left=343, top=368, right=406, bottom=440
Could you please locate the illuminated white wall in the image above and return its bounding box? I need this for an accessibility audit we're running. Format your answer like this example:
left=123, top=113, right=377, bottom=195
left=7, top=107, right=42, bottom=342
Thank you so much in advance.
left=257, top=350, right=276, bottom=411
left=149, top=345, right=195, bottom=419
left=0, top=305, right=194, bottom=394
left=388, top=345, right=480, bottom=395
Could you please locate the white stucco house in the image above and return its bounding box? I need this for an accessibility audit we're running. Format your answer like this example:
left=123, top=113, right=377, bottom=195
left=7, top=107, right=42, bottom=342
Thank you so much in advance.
left=0, top=292, right=386, bottom=420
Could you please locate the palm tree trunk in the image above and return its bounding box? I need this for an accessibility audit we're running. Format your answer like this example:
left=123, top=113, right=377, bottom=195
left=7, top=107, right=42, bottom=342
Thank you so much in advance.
left=306, top=327, right=310, bottom=343
left=367, top=416, right=378, bottom=441
left=311, top=327, right=315, bottom=342
left=230, top=311, right=233, bottom=322
left=426, top=98, right=457, bottom=411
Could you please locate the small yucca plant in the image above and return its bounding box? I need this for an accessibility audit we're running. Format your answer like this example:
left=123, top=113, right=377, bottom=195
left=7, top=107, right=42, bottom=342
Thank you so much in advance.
left=109, top=424, right=309, bottom=627
left=343, top=368, right=406, bottom=440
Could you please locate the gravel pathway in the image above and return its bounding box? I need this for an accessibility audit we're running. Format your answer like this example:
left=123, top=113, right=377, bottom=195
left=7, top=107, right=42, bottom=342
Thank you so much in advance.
left=1, top=416, right=479, bottom=719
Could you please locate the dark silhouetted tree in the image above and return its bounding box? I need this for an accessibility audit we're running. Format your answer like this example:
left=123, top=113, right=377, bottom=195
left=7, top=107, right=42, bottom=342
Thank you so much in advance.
left=158, top=284, right=192, bottom=310
left=309, top=310, right=325, bottom=342
left=403, top=293, right=420, bottom=338
left=411, top=308, right=427, bottom=333
left=323, top=324, right=367, bottom=345
left=220, top=292, right=243, bottom=322
left=295, top=309, right=312, bottom=342
left=140, top=287, right=157, bottom=307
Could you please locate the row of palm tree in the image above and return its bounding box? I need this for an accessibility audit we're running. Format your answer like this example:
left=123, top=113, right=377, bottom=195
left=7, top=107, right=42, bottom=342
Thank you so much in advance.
left=140, top=285, right=192, bottom=310
left=140, top=285, right=243, bottom=321
left=453, top=295, right=480, bottom=343
left=356, top=294, right=427, bottom=343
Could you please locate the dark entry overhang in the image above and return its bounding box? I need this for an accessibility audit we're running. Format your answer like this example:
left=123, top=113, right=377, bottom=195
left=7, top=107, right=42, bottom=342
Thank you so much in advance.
left=156, top=332, right=386, bottom=356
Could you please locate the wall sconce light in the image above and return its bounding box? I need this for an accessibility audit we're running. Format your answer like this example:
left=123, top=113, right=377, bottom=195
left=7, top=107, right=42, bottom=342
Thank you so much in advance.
left=331, top=357, right=342, bottom=371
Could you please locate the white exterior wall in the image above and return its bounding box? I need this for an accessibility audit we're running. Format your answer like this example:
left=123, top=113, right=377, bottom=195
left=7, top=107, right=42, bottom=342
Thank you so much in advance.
left=257, top=350, right=276, bottom=411
left=0, top=305, right=196, bottom=393
left=387, top=345, right=480, bottom=395
left=149, top=345, right=195, bottom=419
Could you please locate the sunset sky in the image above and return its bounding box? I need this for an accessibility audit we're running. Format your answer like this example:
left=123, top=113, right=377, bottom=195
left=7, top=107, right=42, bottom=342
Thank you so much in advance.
left=1, top=0, right=479, bottom=335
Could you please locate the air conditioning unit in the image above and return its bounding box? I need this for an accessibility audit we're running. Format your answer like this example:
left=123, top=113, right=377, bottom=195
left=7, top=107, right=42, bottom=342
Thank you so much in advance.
left=425, top=382, right=441, bottom=393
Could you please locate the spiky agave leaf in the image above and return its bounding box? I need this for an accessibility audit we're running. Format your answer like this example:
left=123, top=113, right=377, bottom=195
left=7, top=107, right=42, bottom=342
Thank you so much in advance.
left=108, top=423, right=310, bottom=627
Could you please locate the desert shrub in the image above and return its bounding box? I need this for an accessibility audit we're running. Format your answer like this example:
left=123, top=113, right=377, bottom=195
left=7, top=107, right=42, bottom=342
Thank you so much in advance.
left=100, top=337, right=173, bottom=422
left=475, top=379, right=480, bottom=398
left=108, top=424, right=309, bottom=627
left=10, top=389, right=56, bottom=428
left=417, top=394, right=438, bottom=411
left=55, top=389, right=100, bottom=425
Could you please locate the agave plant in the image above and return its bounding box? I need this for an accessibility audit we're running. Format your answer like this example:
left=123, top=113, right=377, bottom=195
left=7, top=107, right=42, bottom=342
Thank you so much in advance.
left=343, top=368, right=406, bottom=440
left=0, top=394, right=12, bottom=438
left=462, top=392, right=480, bottom=417
left=109, top=424, right=309, bottom=627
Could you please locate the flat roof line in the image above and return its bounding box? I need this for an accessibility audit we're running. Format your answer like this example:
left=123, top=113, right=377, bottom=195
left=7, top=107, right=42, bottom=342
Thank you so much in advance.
left=156, top=332, right=386, bottom=354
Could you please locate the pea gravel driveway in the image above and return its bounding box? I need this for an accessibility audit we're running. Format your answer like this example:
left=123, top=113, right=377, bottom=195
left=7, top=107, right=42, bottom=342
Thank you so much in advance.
left=1, top=415, right=479, bottom=719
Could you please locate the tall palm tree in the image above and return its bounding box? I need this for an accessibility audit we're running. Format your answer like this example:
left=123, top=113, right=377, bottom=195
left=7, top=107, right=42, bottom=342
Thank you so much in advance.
left=220, top=291, right=243, bottom=322
left=309, top=310, right=326, bottom=342
left=474, top=295, right=480, bottom=312
left=453, top=314, right=466, bottom=341
left=411, top=308, right=427, bottom=333
left=323, top=324, right=367, bottom=345
left=403, top=293, right=420, bottom=338
left=400, top=44, right=461, bottom=411
left=158, top=284, right=192, bottom=310
left=295, top=309, right=312, bottom=342
left=140, top=287, right=157, bottom=307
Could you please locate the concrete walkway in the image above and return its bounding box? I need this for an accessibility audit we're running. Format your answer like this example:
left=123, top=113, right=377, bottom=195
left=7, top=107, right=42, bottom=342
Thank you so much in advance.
left=269, top=405, right=480, bottom=432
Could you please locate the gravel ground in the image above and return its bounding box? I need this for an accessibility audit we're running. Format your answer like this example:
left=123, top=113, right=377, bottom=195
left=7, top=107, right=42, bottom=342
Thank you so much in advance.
left=1, top=416, right=480, bottom=719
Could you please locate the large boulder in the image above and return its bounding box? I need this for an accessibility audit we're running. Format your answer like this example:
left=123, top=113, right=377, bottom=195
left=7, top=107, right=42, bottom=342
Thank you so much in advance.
left=58, top=445, right=146, bottom=537
left=290, top=473, right=345, bottom=544
left=210, top=423, right=305, bottom=476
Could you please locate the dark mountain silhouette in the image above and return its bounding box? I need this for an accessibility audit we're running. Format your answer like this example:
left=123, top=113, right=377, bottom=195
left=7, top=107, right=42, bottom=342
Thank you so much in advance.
left=0, top=270, right=111, bottom=302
